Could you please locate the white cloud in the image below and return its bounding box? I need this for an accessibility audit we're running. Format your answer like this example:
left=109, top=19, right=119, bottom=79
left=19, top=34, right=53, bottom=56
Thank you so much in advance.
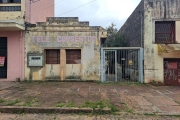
left=55, top=0, right=141, bottom=29
left=96, top=0, right=139, bottom=20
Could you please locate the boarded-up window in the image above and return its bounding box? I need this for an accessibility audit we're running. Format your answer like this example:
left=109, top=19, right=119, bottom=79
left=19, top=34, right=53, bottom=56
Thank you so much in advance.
left=46, top=50, right=60, bottom=64
left=155, top=21, right=175, bottom=44
left=66, top=49, right=81, bottom=64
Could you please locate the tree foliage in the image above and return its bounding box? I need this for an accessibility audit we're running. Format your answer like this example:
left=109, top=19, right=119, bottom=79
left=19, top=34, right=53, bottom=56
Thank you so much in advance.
left=104, top=23, right=126, bottom=47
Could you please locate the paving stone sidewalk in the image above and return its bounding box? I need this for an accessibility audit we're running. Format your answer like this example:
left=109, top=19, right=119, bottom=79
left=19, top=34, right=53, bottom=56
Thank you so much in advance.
left=1, top=82, right=180, bottom=115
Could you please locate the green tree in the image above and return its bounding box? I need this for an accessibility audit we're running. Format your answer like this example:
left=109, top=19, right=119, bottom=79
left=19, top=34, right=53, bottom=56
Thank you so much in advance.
left=104, top=23, right=126, bottom=47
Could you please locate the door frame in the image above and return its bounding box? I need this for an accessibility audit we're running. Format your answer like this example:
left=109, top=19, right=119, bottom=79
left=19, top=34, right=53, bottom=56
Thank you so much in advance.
left=164, top=58, right=180, bottom=86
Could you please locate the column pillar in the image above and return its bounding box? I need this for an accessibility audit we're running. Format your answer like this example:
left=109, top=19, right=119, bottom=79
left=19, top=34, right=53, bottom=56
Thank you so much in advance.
left=60, top=49, right=66, bottom=80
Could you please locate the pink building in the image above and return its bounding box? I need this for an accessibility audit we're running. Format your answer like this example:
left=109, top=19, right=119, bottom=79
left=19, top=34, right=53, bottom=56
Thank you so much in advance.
left=25, top=0, right=54, bottom=24
left=0, top=0, right=54, bottom=81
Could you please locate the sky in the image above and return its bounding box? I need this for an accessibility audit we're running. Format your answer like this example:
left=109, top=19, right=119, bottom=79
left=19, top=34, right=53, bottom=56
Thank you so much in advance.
left=55, top=0, right=141, bottom=30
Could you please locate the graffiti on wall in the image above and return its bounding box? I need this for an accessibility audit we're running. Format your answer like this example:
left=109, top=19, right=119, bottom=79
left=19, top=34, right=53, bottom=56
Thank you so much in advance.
left=164, top=61, right=178, bottom=81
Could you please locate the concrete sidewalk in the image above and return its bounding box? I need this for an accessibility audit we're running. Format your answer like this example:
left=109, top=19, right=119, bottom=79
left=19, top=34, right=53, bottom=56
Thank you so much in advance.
left=0, top=82, right=180, bottom=115
left=0, top=82, right=18, bottom=90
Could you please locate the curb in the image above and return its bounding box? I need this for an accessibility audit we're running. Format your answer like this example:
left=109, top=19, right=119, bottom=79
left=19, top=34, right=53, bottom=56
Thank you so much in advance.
left=134, top=111, right=180, bottom=116
left=0, top=106, right=111, bottom=114
left=1, top=107, right=180, bottom=116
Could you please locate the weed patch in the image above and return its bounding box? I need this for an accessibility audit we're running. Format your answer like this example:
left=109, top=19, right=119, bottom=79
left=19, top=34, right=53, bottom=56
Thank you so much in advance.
left=7, top=99, right=21, bottom=106
left=122, top=102, right=133, bottom=113
left=22, top=98, right=39, bottom=107
left=96, top=81, right=102, bottom=85
left=82, top=101, right=106, bottom=109
left=0, top=99, right=5, bottom=103
left=55, top=100, right=119, bottom=114
left=66, top=102, right=76, bottom=107
left=82, top=100, right=119, bottom=113
left=23, top=101, right=31, bottom=107
left=55, top=102, right=65, bottom=107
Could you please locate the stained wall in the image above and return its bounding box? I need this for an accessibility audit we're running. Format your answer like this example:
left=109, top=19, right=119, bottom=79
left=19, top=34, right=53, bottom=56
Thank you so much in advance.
left=25, top=17, right=107, bottom=81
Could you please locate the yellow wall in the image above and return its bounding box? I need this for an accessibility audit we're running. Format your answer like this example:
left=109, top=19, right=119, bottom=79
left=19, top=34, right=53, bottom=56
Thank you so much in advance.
left=45, top=64, right=60, bottom=80
left=0, top=1, right=25, bottom=23
left=66, top=64, right=81, bottom=79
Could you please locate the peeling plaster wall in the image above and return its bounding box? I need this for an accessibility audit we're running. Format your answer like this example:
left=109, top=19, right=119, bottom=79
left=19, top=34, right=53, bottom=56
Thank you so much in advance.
left=45, top=64, right=60, bottom=80
left=66, top=64, right=81, bottom=79
left=25, top=17, right=107, bottom=81
left=144, top=0, right=180, bottom=83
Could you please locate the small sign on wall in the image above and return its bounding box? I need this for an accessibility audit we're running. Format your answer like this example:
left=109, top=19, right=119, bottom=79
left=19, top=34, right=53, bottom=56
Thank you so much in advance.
left=28, top=54, right=43, bottom=67
left=0, top=56, right=5, bottom=67
left=128, top=60, right=133, bottom=65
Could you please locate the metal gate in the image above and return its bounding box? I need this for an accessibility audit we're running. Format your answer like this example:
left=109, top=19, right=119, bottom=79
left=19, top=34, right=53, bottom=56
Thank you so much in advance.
left=101, top=47, right=143, bottom=83
left=0, top=37, right=7, bottom=78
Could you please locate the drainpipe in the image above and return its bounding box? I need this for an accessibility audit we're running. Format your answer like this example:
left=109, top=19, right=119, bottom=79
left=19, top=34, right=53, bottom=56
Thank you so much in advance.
left=29, top=0, right=32, bottom=23
left=139, top=11, right=143, bottom=48
left=139, top=10, right=144, bottom=83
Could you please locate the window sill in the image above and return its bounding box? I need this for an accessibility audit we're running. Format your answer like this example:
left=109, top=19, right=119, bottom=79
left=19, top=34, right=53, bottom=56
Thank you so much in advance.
left=0, top=3, right=21, bottom=6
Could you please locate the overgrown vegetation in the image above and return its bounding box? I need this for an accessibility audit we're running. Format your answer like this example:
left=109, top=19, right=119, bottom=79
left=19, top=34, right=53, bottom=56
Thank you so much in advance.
left=104, top=23, right=127, bottom=47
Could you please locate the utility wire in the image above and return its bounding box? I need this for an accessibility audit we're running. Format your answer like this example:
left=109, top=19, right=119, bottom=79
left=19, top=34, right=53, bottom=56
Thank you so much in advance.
left=28, top=0, right=65, bottom=22
left=57, top=0, right=97, bottom=16
left=31, top=0, right=65, bottom=14
left=28, top=0, right=97, bottom=22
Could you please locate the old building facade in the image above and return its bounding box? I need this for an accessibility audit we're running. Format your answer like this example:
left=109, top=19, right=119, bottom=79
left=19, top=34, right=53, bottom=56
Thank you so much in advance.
left=0, top=0, right=54, bottom=81
left=24, top=17, right=107, bottom=81
left=119, top=0, right=180, bottom=85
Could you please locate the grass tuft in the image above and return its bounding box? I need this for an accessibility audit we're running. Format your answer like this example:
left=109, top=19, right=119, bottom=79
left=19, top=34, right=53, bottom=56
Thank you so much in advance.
left=7, top=99, right=21, bottom=106
left=0, top=99, right=5, bottom=103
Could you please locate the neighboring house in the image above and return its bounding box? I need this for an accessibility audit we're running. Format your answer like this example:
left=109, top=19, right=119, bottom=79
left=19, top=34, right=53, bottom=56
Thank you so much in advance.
left=24, top=17, right=107, bottom=81
left=118, top=0, right=180, bottom=85
left=0, top=0, right=54, bottom=81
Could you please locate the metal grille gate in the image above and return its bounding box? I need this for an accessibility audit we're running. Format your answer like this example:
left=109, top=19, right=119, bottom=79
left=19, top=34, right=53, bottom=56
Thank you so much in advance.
left=0, top=37, right=7, bottom=78
left=101, top=47, right=143, bottom=83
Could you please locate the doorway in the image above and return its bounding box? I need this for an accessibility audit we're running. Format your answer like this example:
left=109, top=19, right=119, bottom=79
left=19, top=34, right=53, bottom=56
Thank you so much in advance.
left=0, top=37, right=7, bottom=78
left=164, top=59, right=180, bottom=86
left=101, top=47, right=144, bottom=83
